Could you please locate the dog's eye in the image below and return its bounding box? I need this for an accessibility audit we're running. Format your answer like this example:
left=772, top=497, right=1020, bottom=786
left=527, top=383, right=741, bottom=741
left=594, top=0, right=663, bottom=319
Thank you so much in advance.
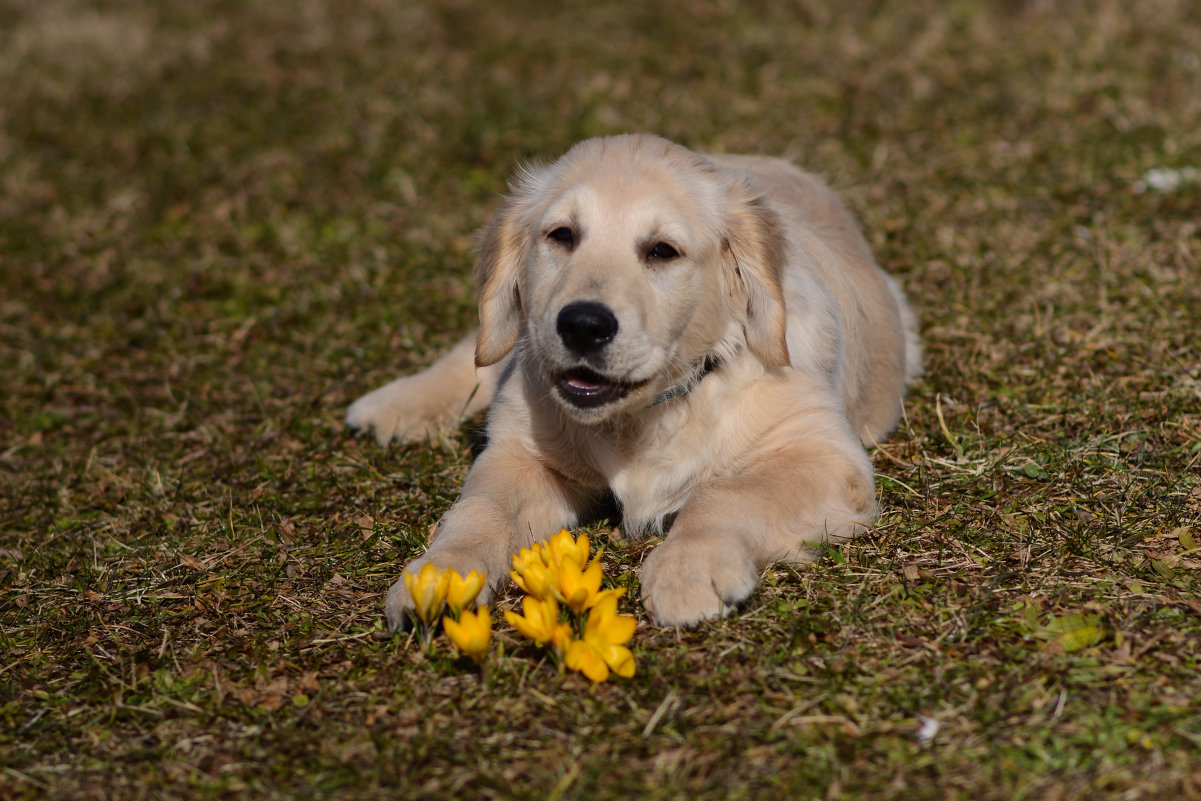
left=547, top=227, right=575, bottom=247
left=647, top=242, right=681, bottom=261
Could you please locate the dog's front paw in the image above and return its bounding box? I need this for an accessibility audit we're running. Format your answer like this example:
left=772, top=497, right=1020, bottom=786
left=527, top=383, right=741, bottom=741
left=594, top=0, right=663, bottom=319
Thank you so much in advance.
left=346, top=376, right=454, bottom=446
left=639, top=535, right=758, bottom=627
left=384, top=553, right=495, bottom=631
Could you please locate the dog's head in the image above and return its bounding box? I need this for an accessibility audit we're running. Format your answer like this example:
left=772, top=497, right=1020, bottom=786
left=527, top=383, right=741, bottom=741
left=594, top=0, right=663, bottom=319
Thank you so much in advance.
left=474, top=134, right=790, bottom=422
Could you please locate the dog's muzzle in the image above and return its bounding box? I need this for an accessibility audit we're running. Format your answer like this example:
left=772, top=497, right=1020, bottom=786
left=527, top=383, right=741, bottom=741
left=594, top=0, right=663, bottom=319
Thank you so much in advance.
left=552, top=301, right=649, bottom=409
left=554, top=366, right=645, bottom=408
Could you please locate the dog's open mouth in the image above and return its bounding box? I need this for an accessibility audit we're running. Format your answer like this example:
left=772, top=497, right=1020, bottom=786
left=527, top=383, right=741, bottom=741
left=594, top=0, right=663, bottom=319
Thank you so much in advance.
left=554, top=367, right=644, bottom=409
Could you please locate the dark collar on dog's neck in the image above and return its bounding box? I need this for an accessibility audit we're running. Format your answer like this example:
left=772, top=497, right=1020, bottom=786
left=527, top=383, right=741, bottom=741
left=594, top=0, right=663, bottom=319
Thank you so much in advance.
left=650, top=355, right=721, bottom=407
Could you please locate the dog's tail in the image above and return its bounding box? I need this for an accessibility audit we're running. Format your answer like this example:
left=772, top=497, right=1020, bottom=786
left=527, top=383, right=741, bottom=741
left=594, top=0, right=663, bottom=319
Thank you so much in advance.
left=885, top=273, right=924, bottom=383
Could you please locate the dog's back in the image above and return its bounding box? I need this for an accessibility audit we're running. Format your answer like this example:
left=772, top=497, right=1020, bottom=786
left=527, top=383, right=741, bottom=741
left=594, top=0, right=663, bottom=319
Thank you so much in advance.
left=711, top=153, right=922, bottom=443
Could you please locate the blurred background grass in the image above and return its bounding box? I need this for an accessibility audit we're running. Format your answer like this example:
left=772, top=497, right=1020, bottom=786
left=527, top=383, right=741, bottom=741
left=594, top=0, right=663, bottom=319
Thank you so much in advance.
left=2, top=1, right=1200, bottom=799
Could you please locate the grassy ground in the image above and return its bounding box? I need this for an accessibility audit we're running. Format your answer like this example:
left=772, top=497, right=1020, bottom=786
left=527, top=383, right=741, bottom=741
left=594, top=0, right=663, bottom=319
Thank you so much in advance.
left=3, top=0, right=1200, bottom=798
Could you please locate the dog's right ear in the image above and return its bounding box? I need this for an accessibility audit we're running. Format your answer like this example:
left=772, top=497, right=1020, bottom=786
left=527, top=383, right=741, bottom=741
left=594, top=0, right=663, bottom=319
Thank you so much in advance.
left=473, top=193, right=531, bottom=367
left=724, top=183, right=791, bottom=368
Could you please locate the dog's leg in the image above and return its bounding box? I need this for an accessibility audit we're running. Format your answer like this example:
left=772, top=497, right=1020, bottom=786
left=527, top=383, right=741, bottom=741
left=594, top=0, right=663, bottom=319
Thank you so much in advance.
left=640, top=432, right=876, bottom=627
left=384, top=438, right=591, bottom=629
left=346, top=331, right=501, bottom=445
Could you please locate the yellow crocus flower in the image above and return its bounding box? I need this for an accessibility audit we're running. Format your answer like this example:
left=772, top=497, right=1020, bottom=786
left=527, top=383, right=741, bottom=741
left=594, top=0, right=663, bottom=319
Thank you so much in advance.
left=510, top=549, right=557, bottom=600
left=445, top=568, right=485, bottom=615
left=563, top=590, right=638, bottom=682
left=545, top=528, right=590, bottom=568
left=584, top=591, right=636, bottom=646
left=442, top=605, right=491, bottom=664
left=403, top=563, right=450, bottom=625
left=554, top=555, right=603, bottom=615
left=563, top=639, right=635, bottom=682
left=565, top=638, right=611, bottom=683
left=505, top=528, right=634, bottom=683
left=510, top=546, right=537, bottom=575
left=503, top=596, right=559, bottom=644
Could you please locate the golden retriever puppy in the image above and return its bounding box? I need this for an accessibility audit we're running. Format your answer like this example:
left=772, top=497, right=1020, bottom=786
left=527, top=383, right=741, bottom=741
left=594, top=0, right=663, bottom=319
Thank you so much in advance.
left=348, top=134, right=920, bottom=627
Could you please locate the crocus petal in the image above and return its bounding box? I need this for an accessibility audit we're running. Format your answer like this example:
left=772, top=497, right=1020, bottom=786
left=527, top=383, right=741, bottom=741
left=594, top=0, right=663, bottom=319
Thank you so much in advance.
left=529, top=541, right=554, bottom=570
left=502, top=609, right=542, bottom=643
left=585, top=587, right=626, bottom=610
left=404, top=563, right=449, bottom=625
left=545, top=529, right=588, bottom=568
left=442, top=615, right=465, bottom=647
left=602, top=644, right=636, bottom=678
left=583, top=590, right=637, bottom=653
left=511, top=557, right=556, bottom=601
left=510, top=569, right=530, bottom=595
left=503, top=596, right=558, bottom=644
left=547, top=529, right=575, bottom=559
left=555, top=556, right=602, bottom=615
left=445, top=569, right=485, bottom=615
left=588, top=607, right=637, bottom=647
left=574, top=536, right=593, bottom=566
left=565, top=639, right=609, bottom=683
left=587, top=588, right=620, bottom=618
left=545, top=529, right=594, bottom=569
left=443, top=605, right=491, bottom=662
left=511, top=546, right=538, bottom=574
left=524, top=594, right=558, bottom=627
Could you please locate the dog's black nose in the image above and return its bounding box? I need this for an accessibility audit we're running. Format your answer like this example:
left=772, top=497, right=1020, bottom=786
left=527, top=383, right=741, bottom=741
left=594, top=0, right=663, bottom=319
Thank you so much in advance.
left=556, top=301, right=618, bottom=354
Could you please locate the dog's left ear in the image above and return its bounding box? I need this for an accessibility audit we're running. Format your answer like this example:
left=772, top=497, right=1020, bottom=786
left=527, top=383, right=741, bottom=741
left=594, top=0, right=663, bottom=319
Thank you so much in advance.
left=473, top=192, right=531, bottom=367
left=724, top=184, right=791, bottom=368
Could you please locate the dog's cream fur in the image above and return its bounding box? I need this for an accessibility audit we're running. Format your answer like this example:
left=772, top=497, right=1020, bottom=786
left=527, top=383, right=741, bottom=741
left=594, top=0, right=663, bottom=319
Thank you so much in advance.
left=348, top=134, right=920, bottom=627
